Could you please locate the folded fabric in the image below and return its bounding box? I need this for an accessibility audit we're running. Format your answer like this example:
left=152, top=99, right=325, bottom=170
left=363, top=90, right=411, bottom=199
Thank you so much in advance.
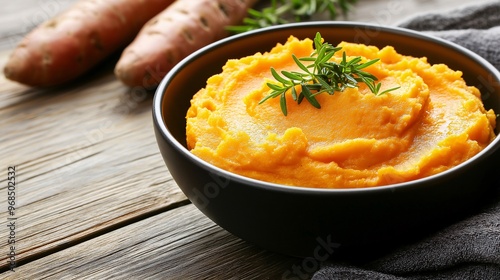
left=398, top=0, right=500, bottom=70
left=312, top=189, right=500, bottom=279
left=312, top=2, right=500, bottom=279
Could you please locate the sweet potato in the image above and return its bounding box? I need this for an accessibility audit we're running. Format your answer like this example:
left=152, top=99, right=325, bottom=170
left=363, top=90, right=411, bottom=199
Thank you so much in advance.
left=3, top=0, right=175, bottom=87
left=114, top=0, right=259, bottom=88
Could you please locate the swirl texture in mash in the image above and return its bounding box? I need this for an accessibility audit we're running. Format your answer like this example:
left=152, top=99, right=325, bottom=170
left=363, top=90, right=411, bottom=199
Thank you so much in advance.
left=186, top=36, right=497, bottom=188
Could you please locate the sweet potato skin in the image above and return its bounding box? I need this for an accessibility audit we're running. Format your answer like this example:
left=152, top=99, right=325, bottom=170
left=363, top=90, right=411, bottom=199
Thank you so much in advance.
left=3, top=0, right=175, bottom=87
left=114, top=0, right=259, bottom=89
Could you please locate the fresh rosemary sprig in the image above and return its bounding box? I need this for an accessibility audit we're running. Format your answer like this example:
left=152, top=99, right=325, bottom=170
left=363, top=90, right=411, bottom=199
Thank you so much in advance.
left=227, top=0, right=357, bottom=33
left=260, top=32, right=400, bottom=116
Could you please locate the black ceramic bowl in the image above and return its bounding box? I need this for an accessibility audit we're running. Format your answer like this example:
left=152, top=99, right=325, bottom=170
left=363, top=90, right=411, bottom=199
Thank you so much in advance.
left=153, top=22, right=500, bottom=258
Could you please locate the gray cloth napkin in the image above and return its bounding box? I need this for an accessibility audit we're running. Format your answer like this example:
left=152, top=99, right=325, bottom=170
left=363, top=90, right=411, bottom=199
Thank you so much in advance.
left=312, top=2, right=500, bottom=279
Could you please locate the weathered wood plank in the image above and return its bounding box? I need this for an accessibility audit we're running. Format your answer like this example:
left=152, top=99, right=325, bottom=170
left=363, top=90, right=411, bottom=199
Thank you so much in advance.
left=0, top=0, right=494, bottom=276
left=0, top=54, right=189, bottom=269
left=0, top=204, right=303, bottom=280
left=346, top=0, right=489, bottom=25
left=0, top=0, right=76, bottom=51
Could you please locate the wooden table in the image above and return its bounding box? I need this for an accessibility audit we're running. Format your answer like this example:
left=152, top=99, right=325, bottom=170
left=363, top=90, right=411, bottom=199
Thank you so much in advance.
left=0, top=0, right=494, bottom=278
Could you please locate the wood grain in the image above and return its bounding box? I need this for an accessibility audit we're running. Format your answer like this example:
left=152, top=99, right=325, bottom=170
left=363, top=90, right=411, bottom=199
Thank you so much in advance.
left=0, top=0, right=76, bottom=51
left=0, top=204, right=302, bottom=279
left=0, top=0, right=495, bottom=278
left=0, top=55, right=189, bottom=269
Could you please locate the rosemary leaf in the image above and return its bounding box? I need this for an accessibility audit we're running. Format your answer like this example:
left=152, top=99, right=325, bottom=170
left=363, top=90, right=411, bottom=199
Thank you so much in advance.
left=259, top=32, right=400, bottom=115
left=228, top=0, right=358, bottom=33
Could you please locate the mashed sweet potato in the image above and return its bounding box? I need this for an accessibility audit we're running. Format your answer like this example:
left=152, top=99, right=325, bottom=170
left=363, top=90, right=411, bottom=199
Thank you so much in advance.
left=186, top=36, right=497, bottom=188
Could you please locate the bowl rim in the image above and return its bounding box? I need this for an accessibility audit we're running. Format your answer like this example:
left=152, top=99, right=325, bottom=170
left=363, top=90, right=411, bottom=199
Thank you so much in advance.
left=153, top=21, right=500, bottom=194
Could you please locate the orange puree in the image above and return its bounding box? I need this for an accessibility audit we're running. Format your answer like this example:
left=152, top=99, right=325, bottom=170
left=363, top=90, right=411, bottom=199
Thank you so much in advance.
left=186, top=36, right=497, bottom=188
